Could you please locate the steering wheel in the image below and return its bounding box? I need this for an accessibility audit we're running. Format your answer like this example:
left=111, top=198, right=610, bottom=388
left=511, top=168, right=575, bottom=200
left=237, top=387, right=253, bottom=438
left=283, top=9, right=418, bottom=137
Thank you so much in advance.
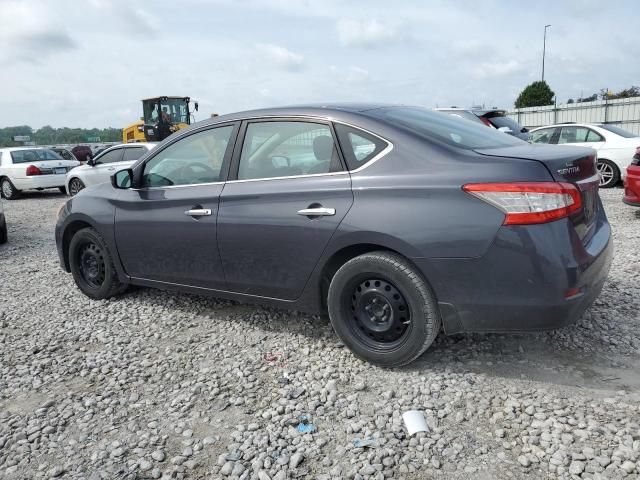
left=171, top=162, right=218, bottom=184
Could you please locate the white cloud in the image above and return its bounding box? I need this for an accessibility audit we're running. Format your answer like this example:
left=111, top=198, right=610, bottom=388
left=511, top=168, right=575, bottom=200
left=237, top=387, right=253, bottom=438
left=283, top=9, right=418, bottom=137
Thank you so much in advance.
left=471, top=60, right=524, bottom=79
left=256, top=43, right=305, bottom=71
left=336, top=18, right=398, bottom=48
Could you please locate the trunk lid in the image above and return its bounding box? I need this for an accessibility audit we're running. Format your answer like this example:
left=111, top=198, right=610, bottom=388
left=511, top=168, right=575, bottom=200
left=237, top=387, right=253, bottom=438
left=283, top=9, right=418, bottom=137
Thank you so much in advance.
left=474, top=144, right=600, bottom=241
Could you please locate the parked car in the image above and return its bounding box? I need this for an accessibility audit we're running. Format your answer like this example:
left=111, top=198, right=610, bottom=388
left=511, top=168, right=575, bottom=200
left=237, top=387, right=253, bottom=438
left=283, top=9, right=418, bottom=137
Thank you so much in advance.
left=51, top=147, right=79, bottom=162
left=65, top=143, right=155, bottom=196
left=56, top=104, right=612, bottom=367
left=434, top=108, right=530, bottom=141
left=0, top=200, right=6, bottom=244
left=0, top=148, right=80, bottom=200
left=71, top=145, right=93, bottom=164
left=623, top=147, right=640, bottom=207
left=529, top=123, right=640, bottom=188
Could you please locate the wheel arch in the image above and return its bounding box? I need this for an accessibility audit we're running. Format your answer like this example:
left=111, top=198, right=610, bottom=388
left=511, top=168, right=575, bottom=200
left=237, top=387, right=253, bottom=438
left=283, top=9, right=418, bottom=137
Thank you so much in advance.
left=61, top=219, right=95, bottom=271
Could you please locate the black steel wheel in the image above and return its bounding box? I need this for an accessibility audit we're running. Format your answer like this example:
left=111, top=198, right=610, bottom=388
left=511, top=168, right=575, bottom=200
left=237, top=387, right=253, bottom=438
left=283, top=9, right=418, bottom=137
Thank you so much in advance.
left=69, top=227, right=127, bottom=299
left=350, top=278, right=411, bottom=348
left=68, top=178, right=85, bottom=196
left=328, top=251, right=441, bottom=367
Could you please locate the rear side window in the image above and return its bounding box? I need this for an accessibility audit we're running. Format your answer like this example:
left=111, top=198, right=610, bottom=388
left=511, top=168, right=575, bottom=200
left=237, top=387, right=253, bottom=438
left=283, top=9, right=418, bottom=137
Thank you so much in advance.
left=334, top=124, right=388, bottom=170
left=558, top=127, right=604, bottom=144
left=10, top=149, right=62, bottom=163
left=123, top=147, right=146, bottom=161
left=238, top=121, right=342, bottom=180
left=369, top=107, right=523, bottom=150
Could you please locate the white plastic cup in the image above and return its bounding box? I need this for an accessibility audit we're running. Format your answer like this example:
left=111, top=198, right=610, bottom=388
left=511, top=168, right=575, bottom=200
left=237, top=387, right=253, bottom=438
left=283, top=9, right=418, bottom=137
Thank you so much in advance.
left=402, top=410, right=429, bottom=435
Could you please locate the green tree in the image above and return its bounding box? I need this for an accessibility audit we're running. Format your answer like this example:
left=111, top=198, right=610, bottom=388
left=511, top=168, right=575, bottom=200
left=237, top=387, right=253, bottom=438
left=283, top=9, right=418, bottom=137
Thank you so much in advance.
left=514, top=81, right=555, bottom=108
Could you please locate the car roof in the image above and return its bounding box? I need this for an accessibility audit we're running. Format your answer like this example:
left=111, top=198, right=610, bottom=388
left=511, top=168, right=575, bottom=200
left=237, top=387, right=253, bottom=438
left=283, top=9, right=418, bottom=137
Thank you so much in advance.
left=0, top=146, right=53, bottom=152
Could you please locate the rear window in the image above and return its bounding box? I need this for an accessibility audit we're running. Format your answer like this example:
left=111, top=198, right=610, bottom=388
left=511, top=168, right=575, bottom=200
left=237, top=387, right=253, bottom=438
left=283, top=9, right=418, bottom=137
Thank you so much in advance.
left=598, top=125, right=637, bottom=138
left=438, top=110, right=484, bottom=124
left=486, top=115, right=524, bottom=132
left=370, top=107, right=524, bottom=150
left=10, top=149, right=62, bottom=163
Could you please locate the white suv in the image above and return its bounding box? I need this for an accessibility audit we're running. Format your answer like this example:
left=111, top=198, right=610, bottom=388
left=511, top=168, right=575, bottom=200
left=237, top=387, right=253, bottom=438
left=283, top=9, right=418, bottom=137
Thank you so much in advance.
left=66, top=143, right=155, bottom=196
left=0, top=147, right=80, bottom=200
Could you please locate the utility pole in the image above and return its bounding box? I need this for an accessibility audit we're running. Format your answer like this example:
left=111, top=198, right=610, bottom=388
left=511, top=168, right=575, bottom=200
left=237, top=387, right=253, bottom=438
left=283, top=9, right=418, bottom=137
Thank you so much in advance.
left=542, top=24, right=551, bottom=82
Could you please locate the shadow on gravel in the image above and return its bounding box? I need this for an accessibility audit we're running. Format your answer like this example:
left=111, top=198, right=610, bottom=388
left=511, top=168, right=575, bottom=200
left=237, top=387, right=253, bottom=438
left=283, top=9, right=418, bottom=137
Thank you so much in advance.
left=124, top=284, right=640, bottom=396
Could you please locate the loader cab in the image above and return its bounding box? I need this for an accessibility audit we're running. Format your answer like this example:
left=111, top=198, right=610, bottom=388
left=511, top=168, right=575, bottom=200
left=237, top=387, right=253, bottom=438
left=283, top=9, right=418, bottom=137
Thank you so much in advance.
left=141, top=96, right=198, bottom=142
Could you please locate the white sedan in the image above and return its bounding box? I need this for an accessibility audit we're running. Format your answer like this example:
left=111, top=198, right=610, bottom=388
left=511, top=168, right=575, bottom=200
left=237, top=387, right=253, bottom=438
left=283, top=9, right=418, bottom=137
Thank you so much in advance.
left=66, top=143, right=155, bottom=196
left=0, top=147, right=80, bottom=199
left=529, top=123, right=640, bottom=187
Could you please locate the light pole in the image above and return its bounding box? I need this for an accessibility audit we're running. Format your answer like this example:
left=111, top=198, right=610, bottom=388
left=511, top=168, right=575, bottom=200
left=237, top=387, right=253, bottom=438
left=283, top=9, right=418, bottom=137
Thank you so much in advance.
left=542, top=24, right=551, bottom=82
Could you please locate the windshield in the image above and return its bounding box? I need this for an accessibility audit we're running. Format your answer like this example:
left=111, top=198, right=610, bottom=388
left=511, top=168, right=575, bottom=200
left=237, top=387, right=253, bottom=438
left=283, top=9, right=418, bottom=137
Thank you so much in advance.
left=10, top=149, right=63, bottom=163
left=143, top=98, right=189, bottom=125
left=370, top=107, right=525, bottom=149
left=598, top=124, right=638, bottom=138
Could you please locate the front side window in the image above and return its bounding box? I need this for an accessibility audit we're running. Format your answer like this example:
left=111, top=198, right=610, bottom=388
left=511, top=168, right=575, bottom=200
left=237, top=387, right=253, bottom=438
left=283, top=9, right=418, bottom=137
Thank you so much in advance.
left=95, top=149, right=123, bottom=164
left=142, top=126, right=233, bottom=187
left=238, top=121, right=341, bottom=180
left=10, top=149, right=62, bottom=163
left=123, top=147, right=146, bottom=161
left=530, top=128, right=555, bottom=144
left=334, top=124, right=388, bottom=170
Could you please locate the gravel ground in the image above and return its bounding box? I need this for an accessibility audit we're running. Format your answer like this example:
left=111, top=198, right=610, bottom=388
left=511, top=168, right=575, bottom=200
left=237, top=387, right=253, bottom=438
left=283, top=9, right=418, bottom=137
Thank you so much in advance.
left=0, top=188, right=639, bottom=480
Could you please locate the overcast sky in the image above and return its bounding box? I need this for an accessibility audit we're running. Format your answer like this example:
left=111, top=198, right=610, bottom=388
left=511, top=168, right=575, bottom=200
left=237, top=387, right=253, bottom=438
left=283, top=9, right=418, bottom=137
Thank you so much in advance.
left=1, top=0, right=638, bottom=129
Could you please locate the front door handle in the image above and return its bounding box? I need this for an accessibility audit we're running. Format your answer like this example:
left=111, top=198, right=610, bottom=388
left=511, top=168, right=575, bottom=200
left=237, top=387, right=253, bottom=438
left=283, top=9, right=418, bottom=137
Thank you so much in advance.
left=185, top=208, right=212, bottom=217
left=107, top=167, right=116, bottom=171
left=297, top=207, right=336, bottom=216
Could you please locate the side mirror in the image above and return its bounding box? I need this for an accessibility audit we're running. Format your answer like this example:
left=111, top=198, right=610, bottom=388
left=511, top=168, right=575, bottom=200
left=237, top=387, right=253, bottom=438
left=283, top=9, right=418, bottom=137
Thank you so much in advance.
left=111, top=169, right=133, bottom=189
left=86, top=158, right=95, bottom=166
left=498, top=126, right=513, bottom=134
left=194, top=101, right=199, bottom=112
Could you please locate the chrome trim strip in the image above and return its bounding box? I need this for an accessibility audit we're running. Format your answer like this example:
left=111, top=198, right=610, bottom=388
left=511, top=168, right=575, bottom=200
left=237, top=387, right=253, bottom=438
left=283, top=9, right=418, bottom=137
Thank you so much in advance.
left=226, top=171, right=349, bottom=184
left=297, top=207, right=336, bottom=216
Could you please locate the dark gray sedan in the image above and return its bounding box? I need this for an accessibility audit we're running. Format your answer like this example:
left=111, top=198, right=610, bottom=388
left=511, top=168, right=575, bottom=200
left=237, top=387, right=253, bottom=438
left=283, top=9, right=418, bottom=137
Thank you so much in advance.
left=55, top=104, right=612, bottom=367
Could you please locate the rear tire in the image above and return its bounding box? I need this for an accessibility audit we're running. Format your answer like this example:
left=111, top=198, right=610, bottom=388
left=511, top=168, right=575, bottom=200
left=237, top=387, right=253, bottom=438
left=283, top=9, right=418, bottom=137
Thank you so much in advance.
left=1, top=178, right=19, bottom=200
left=69, top=227, right=127, bottom=299
left=597, top=159, right=620, bottom=188
left=0, top=216, right=7, bottom=244
left=327, top=251, right=441, bottom=367
left=68, top=178, right=85, bottom=196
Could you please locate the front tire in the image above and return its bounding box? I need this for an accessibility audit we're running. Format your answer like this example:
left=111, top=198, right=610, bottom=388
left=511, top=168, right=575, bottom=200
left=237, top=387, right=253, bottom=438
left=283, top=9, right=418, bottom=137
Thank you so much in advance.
left=1, top=178, right=20, bottom=200
left=69, top=227, right=127, bottom=299
left=327, top=251, right=441, bottom=367
left=68, top=178, right=85, bottom=196
left=597, top=159, right=620, bottom=188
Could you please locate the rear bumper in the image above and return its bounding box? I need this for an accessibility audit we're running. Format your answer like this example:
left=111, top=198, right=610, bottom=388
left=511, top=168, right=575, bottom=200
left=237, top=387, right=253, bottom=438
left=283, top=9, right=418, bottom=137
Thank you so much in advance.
left=13, top=175, right=67, bottom=190
left=414, top=213, right=613, bottom=334
left=623, top=166, right=640, bottom=206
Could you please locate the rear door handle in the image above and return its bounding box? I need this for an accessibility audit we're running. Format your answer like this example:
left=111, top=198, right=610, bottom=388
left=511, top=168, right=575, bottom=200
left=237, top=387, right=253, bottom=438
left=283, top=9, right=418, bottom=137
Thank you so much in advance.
left=297, top=207, right=336, bottom=216
left=185, top=208, right=212, bottom=217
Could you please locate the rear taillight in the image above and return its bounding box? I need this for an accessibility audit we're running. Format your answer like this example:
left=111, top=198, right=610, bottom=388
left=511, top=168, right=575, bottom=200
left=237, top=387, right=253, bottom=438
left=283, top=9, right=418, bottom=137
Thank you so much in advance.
left=479, top=116, right=494, bottom=128
left=26, top=165, right=42, bottom=176
left=463, top=182, right=582, bottom=225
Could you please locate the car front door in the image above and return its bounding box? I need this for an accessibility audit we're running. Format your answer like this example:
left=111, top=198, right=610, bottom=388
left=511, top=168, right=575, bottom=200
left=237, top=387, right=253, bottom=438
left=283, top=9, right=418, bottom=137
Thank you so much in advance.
left=113, top=123, right=238, bottom=289
left=217, top=119, right=353, bottom=300
left=85, top=148, right=124, bottom=186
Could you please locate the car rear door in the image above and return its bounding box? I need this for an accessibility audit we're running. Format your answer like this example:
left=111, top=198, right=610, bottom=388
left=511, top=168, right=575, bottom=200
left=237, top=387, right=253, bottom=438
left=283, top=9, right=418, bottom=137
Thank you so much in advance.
left=558, top=126, right=605, bottom=151
left=114, top=123, right=238, bottom=289
left=217, top=118, right=353, bottom=300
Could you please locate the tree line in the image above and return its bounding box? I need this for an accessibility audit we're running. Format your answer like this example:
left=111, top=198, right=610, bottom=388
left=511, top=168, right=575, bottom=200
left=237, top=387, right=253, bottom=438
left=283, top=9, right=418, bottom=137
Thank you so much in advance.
left=515, top=83, right=640, bottom=109
left=0, top=125, right=121, bottom=147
